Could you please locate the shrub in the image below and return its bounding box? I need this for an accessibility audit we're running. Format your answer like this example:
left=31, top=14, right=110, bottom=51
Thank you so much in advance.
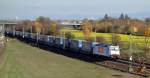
left=65, top=32, right=75, bottom=39
left=96, top=36, right=105, bottom=43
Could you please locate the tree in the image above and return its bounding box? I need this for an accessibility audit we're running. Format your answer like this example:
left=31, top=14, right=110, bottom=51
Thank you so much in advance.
left=48, top=21, right=60, bottom=36
left=65, top=32, right=75, bottom=39
left=36, top=16, right=51, bottom=25
left=112, top=34, right=121, bottom=45
left=23, top=20, right=33, bottom=32
left=144, top=25, right=150, bottom=37
left=145, top=18, right=150, bottom=22
left=33, top=21, right=42, bottom=33
left=125, top=14, right=130, bottom=20
left=36, top=16, right=51, bottom=34
left=17, top=20, right=33, bottom=32
left=82, top=20, right=93, bottom=40
left=104, top=14, right=109, bottom=20
left=119, top=13, right=125, bottom=20
left=95, top=21, right=112, bottom=33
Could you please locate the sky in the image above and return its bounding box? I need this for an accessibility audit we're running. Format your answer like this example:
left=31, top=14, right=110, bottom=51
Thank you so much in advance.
left=0, top=0, right=150, bottom=20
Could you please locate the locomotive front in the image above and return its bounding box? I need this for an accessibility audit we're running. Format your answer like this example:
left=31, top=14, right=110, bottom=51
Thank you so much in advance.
left=93, top=44, right=120, bottom=58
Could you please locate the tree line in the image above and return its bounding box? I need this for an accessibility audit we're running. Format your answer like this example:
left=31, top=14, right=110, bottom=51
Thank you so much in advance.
left=82, top=14, right=150, bottom=37
left=16, top=16, right=60, bottom=36
left=16, top=15, right=150, bottom=40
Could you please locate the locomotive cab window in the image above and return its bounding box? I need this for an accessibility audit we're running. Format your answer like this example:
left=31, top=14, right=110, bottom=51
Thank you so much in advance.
left=110, top=46, right=119, bottom=51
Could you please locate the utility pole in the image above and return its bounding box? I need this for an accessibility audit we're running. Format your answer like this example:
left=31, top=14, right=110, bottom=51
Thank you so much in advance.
left=63, top=32, right=65, bottom=49
left=60, top=32, right=63, bottom=47
left=36, top=32, right=39, bottom=45
left=145, top=22, right=148, bottom=49
left=13, top=25, right=15, bottom=36
left=30, top=26, right=32, bottom=33
left=2, top=24, right=4, bottom=35
left=129, top=33, right=132, bottom=56
left=22, top=27, right=25, bottom=38
left=30, top=26, right=32, bottom=38
left=94, top=21, right=96, bottom=42
left=129, top=22, right=133, bottom=58
left=129, top=21, right=133, bottom=72
left=112, top=23, right=115, bottom=45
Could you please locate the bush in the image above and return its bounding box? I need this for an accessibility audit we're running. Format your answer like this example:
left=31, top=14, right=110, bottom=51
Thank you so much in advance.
left=112, top=34, right=121, bottom=45
left=85, top=37, right=94, bottom=42
left=65, top=32, right=75, bottom=39
left=96, top=36, right=105, bottom=43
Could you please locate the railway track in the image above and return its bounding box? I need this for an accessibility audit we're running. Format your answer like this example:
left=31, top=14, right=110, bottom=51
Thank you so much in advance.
left=117, top=59, right=150, bottom=69
left=95, top=58, right=150, bottom=77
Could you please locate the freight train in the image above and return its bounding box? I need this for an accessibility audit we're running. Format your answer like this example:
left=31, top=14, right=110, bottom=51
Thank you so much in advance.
left=5, top=30, right=120, bottom=58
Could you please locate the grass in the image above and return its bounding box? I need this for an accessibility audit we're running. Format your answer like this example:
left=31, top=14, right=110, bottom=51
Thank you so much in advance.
left=61, top=29, right=150, bottom=42
left=0, top=39, right=140, bottom=78
left=61, top=29, right=150, bottom=54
